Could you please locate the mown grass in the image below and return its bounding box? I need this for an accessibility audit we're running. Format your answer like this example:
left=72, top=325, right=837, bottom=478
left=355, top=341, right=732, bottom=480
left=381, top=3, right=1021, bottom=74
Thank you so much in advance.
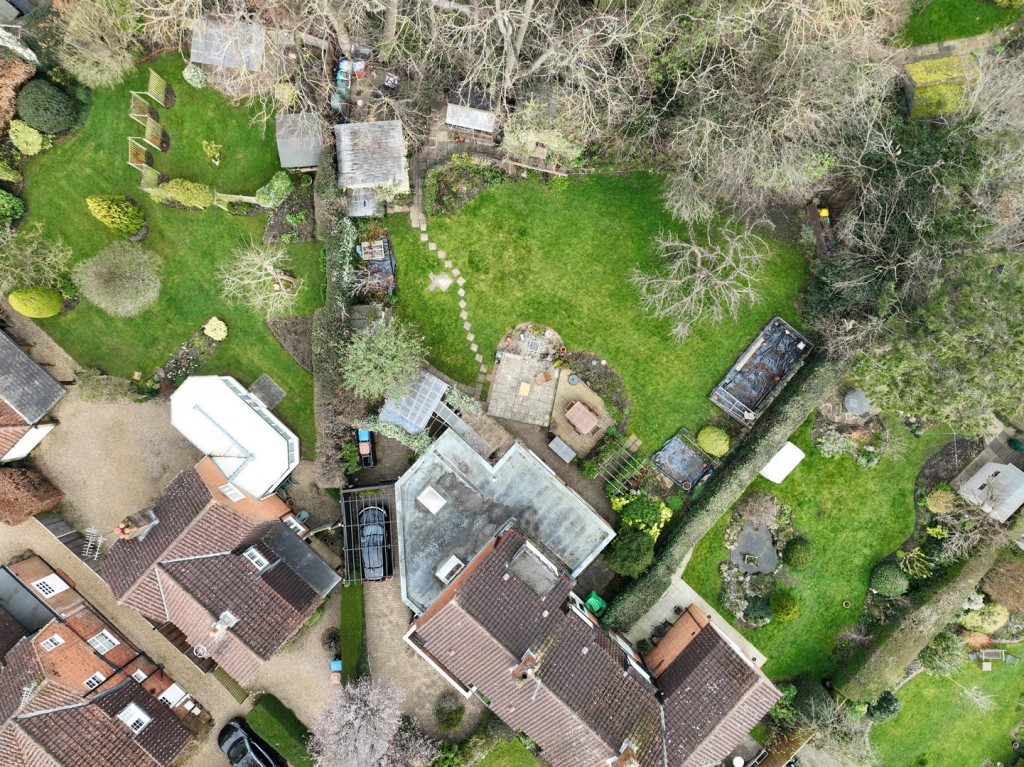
left=900, top=0, right=1022, bottom=45
left=871, top=643, right=1024, bottom=767
left=388, top=174, right=808, bottom=449
left=339, top=580, right=364, bottom=679
left=683, top=417, right=948, bottom=680
left=246, top=694, right=314, bottom=767
left=22, top=53, right=322, bottom=453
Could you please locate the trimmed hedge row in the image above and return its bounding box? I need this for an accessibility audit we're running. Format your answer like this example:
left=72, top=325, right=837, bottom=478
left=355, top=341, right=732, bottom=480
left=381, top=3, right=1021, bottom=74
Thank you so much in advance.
left=603, top=355, right=846, bottom=630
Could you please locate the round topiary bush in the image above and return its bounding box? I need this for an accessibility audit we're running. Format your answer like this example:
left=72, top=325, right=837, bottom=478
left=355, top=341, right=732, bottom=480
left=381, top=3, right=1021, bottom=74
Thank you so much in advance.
left=870, top=562, right=909, bottom=596
left=959, top=603, right=1009, bottom=634
left=0, top=189, right=25, bottom=227
left=604, top=526, right=655, bottom=577
left=697, top=426, right=730, bottom=457
left=770, top=588, right=799, bottom=621
left=434, top=691, right=466, bottom=732
left=925, top=488, right=956, bottom=515
left=72, top=242, right=162, bottom=317
left=16, top=79, right=78, bottom=134
left=867, top=690, right=901, bottom=722
left=784, top=538, right=812, bottom=570
left=8, top=287, right=62, bottom=318
left=9, top=120, right=49, bottom=156
left=85, top=195, right=145, bottom=237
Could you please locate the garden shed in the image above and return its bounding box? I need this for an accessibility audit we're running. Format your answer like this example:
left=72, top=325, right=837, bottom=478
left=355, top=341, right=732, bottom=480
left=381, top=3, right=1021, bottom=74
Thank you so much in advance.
left=904, top=55, right=978, bottom=119
left=446, top=86, right=496, bottom=135
left=759, top=442, right=805, bottom=484
left=275, top=112, right=322, bottom=170
left=959, top=462, right=1024, bottom=523
left=333, top=120, right=408, bottom=190
left=0, top=0, right=18, bottom=22
left=189, top=18, right=266, bottom=72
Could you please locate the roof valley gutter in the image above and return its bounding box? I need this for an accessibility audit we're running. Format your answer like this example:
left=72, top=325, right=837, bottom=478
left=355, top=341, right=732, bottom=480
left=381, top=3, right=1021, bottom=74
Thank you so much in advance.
left=16, top=677, right=133, bottom=720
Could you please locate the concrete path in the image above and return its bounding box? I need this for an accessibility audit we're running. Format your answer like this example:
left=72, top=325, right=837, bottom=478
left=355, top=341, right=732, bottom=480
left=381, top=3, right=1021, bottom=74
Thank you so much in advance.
left=363, top=578, right=485, bottom=739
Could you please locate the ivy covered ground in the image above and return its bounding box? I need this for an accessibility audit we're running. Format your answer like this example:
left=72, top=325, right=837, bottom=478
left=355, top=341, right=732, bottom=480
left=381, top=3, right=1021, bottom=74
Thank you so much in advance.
left=23, top=54, right=323, bottom=452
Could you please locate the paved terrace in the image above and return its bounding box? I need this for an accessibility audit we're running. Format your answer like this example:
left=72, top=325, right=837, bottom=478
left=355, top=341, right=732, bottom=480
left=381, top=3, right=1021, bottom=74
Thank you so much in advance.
left=395, top=430, right=615, bottom=614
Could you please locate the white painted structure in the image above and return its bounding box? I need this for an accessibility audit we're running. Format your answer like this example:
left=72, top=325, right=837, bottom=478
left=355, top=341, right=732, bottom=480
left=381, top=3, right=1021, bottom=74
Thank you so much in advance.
left=959, top=462, right=1024, bottom=523
left=171, top=376, right=298, bottom=499
left=759, top=442, right=805, bottom=484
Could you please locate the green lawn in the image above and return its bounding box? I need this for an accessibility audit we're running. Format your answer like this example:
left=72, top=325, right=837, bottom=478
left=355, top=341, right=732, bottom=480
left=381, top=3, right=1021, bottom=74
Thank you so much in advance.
left=900, top=0, right=1022, bottom=45
left=683, top=418, right=948, bottom=680
left=872, top=644, right=1024, bottom=767
left=23, top=54, right=323, bottom=453
left=246, top=695, right=314, bottom=767
left=339, top=580, right=364, bottom=679
left=478, top=741, right=544, bottom=767
left=388, top=174, right=808, bottom=448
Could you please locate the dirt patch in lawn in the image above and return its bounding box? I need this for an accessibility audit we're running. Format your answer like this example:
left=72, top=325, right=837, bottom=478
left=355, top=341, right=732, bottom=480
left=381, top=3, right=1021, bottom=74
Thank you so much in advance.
left=917, top=436, right=983, bottom=489
left=264, top=184, right=316, bottom=244
left=267, top=316, right=313, bottom=372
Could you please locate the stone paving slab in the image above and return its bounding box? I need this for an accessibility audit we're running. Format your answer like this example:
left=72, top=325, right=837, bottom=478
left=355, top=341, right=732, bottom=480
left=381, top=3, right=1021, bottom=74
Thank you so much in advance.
left=428, top=272, right=454, bottom=292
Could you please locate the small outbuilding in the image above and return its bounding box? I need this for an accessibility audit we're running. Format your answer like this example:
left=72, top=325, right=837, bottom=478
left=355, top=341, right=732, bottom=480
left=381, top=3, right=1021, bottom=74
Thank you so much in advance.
left=445, top=86, right=496, bottom=135
left=759, top=442, right=805, bottom=484
left=959, top=462, right=1024, bottom=523
left=276, top=112, right=322, bottom=170
left=190, top=18, right=266, bottom=72
left=904, top=55, right=978, bottom=119
left=334, top=120, right=408, bottom=190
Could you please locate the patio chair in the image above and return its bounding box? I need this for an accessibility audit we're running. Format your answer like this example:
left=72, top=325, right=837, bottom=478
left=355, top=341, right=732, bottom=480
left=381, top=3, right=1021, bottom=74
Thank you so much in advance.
left=968, top=652, right=979, bottom=661
left=1007, top=655, right=1020, bottom=665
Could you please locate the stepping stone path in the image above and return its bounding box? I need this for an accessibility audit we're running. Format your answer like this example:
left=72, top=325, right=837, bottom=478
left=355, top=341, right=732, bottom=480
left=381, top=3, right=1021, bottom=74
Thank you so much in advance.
left=410, top=183, right=489, bottom=396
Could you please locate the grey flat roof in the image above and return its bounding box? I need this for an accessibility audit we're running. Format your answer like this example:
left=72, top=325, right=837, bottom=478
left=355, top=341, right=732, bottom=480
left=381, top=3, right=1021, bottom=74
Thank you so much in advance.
left=334, top=121, right=407, bottom=189
left=395, top=430, right=614, bottom=614
left=0, top=331, right=65, bottom=424
left=190, top=18, right=265, bottom=71
left=276, top=113, right=322, bottom=169
left=445, top=103, right=495, bottom=134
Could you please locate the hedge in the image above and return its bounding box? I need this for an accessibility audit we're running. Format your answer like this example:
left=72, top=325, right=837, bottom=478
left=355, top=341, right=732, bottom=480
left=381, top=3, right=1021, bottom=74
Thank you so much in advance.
left=16, top=79, right=78, bottom=134
left=603, top=355, right=846, bottom=630
left=0, top=189, right=25, bottom=226
left=835, top=516, right=1023, bottom=702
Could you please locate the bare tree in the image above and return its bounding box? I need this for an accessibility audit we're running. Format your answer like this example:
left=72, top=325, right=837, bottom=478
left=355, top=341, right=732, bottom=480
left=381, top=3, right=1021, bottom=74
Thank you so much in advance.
left=950, top=680, right=995, bottom=711
left=309, top=678, right=418, bottom=767
left=56, top=0, right=140, bottom=88
left=0, top=224, right=72, bottom=295
left=632, top=221, right=769, bottom=341
left=802, top=697, right=879, bottom=767
left=220, top=239, right=303, bottom=316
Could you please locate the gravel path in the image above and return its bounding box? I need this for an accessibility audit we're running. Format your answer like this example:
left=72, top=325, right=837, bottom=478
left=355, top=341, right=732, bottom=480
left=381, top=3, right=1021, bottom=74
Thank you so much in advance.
left=32, top=393, right=200, bottom=535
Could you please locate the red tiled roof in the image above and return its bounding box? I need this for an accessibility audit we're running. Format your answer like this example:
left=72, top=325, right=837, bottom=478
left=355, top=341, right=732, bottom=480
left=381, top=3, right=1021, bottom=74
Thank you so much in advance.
left=0, top=606, right=27, bottom=659
left=413, top=529, right=780, bottom=767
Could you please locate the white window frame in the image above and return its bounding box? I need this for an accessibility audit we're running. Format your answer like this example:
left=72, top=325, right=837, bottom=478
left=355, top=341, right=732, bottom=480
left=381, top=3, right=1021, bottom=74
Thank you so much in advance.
left=219, top=610, right=239, bottom=628
left=40, top=634, right=64, bottom=652
left=87, top=629, right=121, bottom=655
left=243, top=547, right=269, bottom=571
left=220, top=483, right=245, bottom=502
left=84, top=672, right=106, bottom=690
left=31, top=574, right=69, bottom=599
left=131, top=669, right=149, bottom=683
left=117, top=703, right=152, bottom=734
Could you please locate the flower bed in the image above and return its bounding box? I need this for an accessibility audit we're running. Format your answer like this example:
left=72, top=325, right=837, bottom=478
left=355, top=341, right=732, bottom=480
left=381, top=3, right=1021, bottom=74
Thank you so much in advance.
left=145, top=316, right=227, bottom=391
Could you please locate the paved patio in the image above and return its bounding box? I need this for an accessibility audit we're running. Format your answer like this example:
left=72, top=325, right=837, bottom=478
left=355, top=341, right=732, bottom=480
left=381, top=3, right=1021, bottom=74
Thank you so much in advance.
left=955, top=426, right=1024, bottom=488
left=487, top=353, right=559, bottom=426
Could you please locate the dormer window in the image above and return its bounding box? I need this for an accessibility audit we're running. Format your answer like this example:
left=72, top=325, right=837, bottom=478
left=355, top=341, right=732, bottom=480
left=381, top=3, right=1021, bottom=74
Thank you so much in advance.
left=117, top=702, right=152, bottom=734
left=31, top=574, right=69, bottom=599
left=243, top=547, right=269, bottom=571
left=87, top=629, right=121, bottom=655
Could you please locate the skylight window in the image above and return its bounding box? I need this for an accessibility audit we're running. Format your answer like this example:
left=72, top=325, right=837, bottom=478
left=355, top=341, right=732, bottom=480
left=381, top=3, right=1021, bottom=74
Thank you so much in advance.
left=31, top=574, right=69, bottom=599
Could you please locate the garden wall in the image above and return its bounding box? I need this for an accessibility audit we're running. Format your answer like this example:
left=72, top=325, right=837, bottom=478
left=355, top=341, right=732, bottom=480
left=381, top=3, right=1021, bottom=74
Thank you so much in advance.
left=604, top=355, right=847, bottom=630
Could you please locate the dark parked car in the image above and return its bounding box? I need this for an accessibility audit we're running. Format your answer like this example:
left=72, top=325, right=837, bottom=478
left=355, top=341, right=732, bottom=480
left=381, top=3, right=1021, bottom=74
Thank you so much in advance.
left=359, top=506, right=388, bottom=581
left=218, top=720, right=277, bottom=767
